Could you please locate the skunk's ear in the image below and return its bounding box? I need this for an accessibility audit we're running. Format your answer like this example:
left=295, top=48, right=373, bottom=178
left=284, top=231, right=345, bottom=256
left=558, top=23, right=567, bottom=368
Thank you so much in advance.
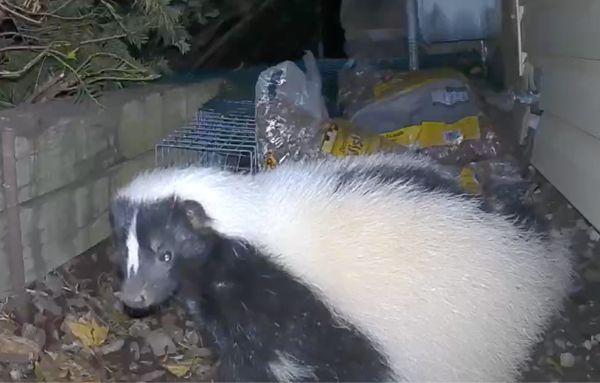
left=179, top=199, right=211, bottom=231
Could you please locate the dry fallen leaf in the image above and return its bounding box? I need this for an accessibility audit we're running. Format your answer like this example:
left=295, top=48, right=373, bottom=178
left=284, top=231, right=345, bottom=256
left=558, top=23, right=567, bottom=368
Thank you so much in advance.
left=138, top=369, right=166, bottom=382
left=34, top=353, right=63, bottom=382
left=144, top=329, right=177, bottom=356
left=104, top=305, right=130, bottom=327
left=0, top=314, right=18, bottom=336
left=98, top=338, right=125, bottom=355
left=32, top=294, right=63, bottom=316
left=65, top=317, right=108, bottom=348
left=162, top=358, right=198, bottom=378
left=163, top=363, right=192, bottom=378
left=0, top=334, right=41, bottom=363
left=35, top=351, right=101, bottom=382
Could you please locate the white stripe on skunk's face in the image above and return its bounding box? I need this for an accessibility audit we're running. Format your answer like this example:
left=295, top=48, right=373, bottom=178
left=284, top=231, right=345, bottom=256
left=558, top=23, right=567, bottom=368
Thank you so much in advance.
left=126, top=210, right=140, bottom=277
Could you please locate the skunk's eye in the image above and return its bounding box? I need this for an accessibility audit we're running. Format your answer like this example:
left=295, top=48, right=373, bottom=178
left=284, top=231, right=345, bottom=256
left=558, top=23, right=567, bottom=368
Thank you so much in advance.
left=159, top=251, right=173, bottom=263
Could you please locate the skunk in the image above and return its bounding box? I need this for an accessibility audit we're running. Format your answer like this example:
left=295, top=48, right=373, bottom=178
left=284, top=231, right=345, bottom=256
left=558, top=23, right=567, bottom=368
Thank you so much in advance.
left=109, top=153, right=573, bottom=382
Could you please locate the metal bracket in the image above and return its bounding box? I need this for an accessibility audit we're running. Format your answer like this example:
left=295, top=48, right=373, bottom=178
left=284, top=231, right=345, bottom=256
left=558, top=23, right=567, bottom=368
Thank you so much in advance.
left=516, top=2, right=528, bottom=77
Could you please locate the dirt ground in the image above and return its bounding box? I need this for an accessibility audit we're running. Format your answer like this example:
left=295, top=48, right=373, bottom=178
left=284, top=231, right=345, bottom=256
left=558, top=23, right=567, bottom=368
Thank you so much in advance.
left=521, top=185, right=600, bottom=382
left=0, top=81, right=599, bottom=382
left=0, top=242, right=217, bottom=382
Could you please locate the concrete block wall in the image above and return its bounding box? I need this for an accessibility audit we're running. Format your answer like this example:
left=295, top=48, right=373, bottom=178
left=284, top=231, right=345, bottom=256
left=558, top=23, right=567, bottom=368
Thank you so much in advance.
left=0, top=79, right=224, bottom=297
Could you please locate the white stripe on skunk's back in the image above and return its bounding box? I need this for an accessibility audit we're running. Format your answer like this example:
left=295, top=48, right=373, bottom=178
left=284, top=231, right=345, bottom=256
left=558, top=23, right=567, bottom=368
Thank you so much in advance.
left=117, top=153, right=574, bottom=382
left=257, top=160, right=573, bottom=382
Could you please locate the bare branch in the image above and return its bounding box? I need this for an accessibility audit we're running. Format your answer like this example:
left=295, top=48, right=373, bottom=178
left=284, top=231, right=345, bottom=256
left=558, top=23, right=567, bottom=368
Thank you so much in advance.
left=0, top=44, right=50, bottom=53
left=93, top=68, right=149, bottom=75
left=3, top=0, right=94, bottom=20
left=0, top=31, right=41, bottom=40
left=0, top=2, right=41, bottom=24
left=80, top=34, right=127, bottom=45
left=47, top=0, right=77, bottom=15
left=98, top=0, right=128, bottom=35
left=75, top=51, right=147, bottom=73
left=33, top=54, right=48, bottom=89
left=47, top=51, right=98, bottom=104
left=27, top=72, right=66, bottom=104
left=0, top=43, right=72, bottom=55
left=0, top=0, right=222, bottom=107
left=87, top=74, right=160, bottom=84
left=0, top=50, right=48, bottom=79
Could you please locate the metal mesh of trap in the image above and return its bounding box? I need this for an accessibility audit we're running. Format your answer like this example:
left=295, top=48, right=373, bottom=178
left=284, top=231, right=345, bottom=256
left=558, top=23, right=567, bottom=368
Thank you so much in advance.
left=155, top=99, right=258, bottom=173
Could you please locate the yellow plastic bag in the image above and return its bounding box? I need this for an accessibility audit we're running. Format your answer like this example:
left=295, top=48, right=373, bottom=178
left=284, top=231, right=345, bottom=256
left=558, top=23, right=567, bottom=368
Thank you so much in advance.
left=459, top=165, right=482, bottom=195
left=381, top=115, right=481, bottom=149
left=321, top=119, right=405, bottom=157
left=373, top=68, right=467, bottom=100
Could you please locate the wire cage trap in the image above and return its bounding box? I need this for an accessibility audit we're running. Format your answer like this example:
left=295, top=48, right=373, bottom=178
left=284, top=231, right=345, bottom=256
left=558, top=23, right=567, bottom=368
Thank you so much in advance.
left=155, top=99, right=259, bottom=173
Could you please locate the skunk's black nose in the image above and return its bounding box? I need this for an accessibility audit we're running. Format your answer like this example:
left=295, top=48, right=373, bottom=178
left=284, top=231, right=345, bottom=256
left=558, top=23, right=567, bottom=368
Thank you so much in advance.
left=119, top=289, right=158, bottom=318
left=122, top=304, right=156, bottom=318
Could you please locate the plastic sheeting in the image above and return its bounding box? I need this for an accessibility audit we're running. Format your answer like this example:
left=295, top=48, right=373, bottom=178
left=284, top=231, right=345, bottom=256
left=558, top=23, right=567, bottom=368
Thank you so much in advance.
left=339, top=0, right=501, bottom=58
left=255, top=51, right=329, bottom=169
left=417, top=0, right=501, bottom=43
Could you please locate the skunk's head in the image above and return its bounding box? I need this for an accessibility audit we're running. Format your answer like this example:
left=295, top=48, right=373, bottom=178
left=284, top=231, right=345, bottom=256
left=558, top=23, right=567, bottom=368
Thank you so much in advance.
left=109, top=195, right=215, bottom=311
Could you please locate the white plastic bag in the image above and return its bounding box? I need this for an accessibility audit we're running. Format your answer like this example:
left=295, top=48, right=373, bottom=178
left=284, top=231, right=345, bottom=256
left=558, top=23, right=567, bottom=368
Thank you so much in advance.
left=255, top=51, right=330, bottom=169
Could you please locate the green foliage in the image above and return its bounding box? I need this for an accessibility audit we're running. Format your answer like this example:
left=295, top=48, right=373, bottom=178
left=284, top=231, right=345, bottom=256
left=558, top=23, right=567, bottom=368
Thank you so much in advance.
left=0, top=0, right=222, bottom=108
